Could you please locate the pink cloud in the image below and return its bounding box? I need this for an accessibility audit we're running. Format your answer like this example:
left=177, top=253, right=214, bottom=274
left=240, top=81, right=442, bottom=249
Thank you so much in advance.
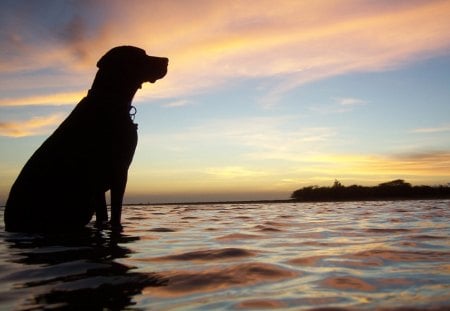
left=2, top=0, right=450, bottom=104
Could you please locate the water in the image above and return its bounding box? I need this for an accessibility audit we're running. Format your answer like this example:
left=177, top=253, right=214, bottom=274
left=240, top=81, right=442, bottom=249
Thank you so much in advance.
left=1, top=200, right=449, bottom=310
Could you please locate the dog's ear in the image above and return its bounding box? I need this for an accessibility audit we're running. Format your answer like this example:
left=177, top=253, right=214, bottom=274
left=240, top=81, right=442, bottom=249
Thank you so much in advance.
left=97, top=46, right=146, bottom=70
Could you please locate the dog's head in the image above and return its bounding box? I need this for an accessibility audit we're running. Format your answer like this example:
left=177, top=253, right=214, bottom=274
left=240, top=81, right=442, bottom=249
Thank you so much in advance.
left=97, top=46, right=168, bottom=86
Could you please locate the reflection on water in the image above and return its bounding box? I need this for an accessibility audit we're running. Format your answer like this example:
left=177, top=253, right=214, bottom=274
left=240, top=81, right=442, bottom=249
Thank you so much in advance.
left=1, top=200, right=450, bottom=310
left=0, top=226, right=166, bottom=310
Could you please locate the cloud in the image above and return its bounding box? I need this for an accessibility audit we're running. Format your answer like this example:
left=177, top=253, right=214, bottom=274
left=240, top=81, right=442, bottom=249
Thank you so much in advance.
left=367, top=152, right=450, bottom=181
left=411, top=124, right=450, bottom=133
left=0, top=113, right=63, bottom=137
left=170, top=115, right=334, bottom=148
left=0, top=1, right=110, bottom=72
left=335, top=97, right=367, bottom=106
left=309, top=97, right=367, bottom=114
left=1, top=0, right=450, bottom=104
left=206, top=166, right=268, bottom=179
left=0, top=92, right=84, bottom=107
left=143, top=115, right=337, bottom=167
left=161, top=99, right=192, bottom=108
left=292, top=151, right=450, bottom=180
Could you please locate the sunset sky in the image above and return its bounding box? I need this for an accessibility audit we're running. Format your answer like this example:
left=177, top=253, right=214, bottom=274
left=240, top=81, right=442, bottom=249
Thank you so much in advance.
left=1, top=0, right=450, bottom=204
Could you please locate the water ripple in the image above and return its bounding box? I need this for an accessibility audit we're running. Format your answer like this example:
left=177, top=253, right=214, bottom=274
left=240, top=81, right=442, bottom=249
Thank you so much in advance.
left=1, top=200, right=450, bottom=310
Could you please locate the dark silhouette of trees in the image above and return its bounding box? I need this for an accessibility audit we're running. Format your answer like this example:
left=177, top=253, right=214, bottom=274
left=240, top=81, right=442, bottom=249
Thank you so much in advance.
left=291, top=179, right=450, bottom=202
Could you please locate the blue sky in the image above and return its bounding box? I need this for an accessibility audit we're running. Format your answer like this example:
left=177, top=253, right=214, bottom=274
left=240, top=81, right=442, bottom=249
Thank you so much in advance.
left=1, top=0, right=450, bottom=203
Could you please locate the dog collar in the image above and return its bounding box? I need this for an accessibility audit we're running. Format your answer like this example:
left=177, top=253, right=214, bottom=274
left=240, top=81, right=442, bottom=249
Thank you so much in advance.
left=129, top=105, right=137, bottom=121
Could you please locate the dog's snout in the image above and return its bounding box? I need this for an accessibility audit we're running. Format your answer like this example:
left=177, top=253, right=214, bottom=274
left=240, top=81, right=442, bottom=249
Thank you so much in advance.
left=143, top=55, right=168, bottom=83
left=148, top=55, right=169, bottom=64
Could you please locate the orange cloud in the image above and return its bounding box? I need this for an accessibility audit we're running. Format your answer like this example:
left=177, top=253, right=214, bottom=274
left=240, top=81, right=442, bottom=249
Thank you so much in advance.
left=291, top=152, right=450, bottom=185
left=0, top=114, right=63, bottom=137
left=0, top=92, right=84, bottom=107
left=206, top=166, right=268, bottom=179
left=130, top=0, right=450, bottom=102
left=2, top=1, right=450, bottom=104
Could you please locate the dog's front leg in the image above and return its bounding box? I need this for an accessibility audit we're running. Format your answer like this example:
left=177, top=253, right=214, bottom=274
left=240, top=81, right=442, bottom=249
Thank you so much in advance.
left=110, top=170, right=128, bottom=230
left=95, top=192, right=108, bottom=226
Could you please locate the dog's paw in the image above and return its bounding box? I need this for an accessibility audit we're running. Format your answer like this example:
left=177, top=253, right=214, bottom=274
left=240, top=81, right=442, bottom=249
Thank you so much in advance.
left=95, top=220, right=110, bottom=230
left=110, top=221, right=123, bottom=232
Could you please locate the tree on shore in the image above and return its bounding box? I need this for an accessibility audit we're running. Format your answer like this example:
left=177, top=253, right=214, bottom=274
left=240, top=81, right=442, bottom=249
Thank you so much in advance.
left=291, top=179, right=450, bottom=201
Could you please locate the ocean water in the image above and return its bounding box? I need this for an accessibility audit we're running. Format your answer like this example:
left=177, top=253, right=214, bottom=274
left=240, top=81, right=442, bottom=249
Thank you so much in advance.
left=0, top=200, right=449, bottom=310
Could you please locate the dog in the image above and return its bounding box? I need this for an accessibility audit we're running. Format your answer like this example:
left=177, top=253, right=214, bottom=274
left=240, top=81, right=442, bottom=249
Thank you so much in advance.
left=4, top=46, right=168, bottom=232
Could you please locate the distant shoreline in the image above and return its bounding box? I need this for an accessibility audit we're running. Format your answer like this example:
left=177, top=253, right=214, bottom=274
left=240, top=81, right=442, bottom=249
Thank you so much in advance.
left=0, top=197, right=448, bottom=209
left=125, top=196, right=450, bottom=206
left=125, top=199, right=295, bottom=206
left=1, top=196, right=449, bottom=209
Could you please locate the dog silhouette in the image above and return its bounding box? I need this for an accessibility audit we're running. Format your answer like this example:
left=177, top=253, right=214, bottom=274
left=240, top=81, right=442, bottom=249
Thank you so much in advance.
left=5, top=46, right=168, bottom=232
